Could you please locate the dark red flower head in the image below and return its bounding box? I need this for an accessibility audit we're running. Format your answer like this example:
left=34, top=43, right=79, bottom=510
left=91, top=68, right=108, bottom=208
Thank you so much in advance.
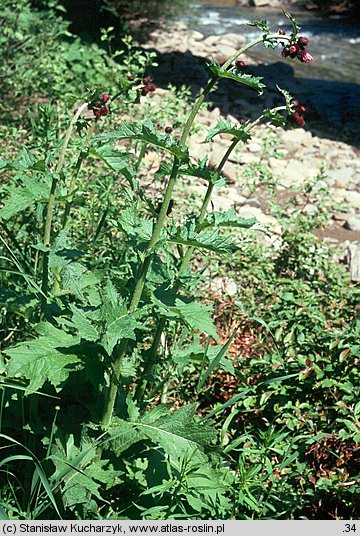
left=100, top=105, right=109, bottom=116
left=292, top=112, right=305, bottom=127
left=289, top=44, right=299, bottom=57
left=236, top=60, right=246, bottom=69
left=298, top=36, right=309, bottom=48
left=99, top=93, right=110, bottom=103
left=278, top=28, right=286, bottom=35
left=297, top=49, right=314, bottom=63
left=281, top=47, right=290, bottom=58
left=165, top=126, right=173, bottom=134
left=147, top=83, right=156, bottom=92
left=143, top=76, right=152, bottom=84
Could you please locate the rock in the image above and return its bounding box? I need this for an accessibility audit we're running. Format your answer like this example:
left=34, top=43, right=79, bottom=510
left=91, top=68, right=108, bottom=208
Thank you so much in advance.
left=219, top=33, right=246, bottom=49
left=245, top=197, right=261, bottom=208
left=345, top=216, right=360, bottom=232
left=345, top=241, right=360, bottom=281
left=251, top=0, right=271, bottom=5
left=327, top=167, right=354, bottom=188
left=210, top=276, right=238, bottom=296
left=209, top=141, right=231, bottom=167
left=303, top=204, right=318, bottom=215
left=335, top=190, right=360, bottom=209
left=313, top=180, right=328, bottom=191
left=280, top=129, right=313, bottom=146
left=333, top=212, right=356, bottom=222
left=190, top=142, right=211, bottom=161
left=189, top=30, right=204, bottom=41
left=222, top=161, right=239, bottom=182
left=230, top=151, right=258, bottom=165
left=213, top=46, right=238, bottom=65
left=202, top=35, right=220, bottom=48
left=210, top=191, right=245, bottom=212
left=248, top=142, right=262, bottom=153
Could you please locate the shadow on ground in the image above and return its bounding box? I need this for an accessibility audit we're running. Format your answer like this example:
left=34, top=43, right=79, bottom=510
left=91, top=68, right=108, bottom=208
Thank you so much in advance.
left=145, top=48, right=360, bottom=147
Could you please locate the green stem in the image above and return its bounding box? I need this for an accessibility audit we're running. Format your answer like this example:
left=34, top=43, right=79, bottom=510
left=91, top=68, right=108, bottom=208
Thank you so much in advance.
left=223, top=33, right=292, bottom=70
left=101, top=80, right=220, bottom=428
left=136, top=105, right=288, bottom=401
left=40, top=102, right=89, bottom=315
left=101, top=33, right=293, bottom=425
left=53, top=123, right=96, bottom=296
left=136, top=139, right=240, bottom=402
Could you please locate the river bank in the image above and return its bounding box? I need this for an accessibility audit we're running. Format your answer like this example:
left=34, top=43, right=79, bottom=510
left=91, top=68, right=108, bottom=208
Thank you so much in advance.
left=142, top=24, right=360, bottom=276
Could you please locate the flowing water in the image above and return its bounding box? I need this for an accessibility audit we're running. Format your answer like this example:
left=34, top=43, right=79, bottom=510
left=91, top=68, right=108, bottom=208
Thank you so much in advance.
left=183, top=2, right=360, bottom=84
left=180, top=2, right=360, bottom=137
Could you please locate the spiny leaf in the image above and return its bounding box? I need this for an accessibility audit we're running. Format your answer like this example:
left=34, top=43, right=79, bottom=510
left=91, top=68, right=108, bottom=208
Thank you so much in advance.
left=4, top=323, right=81, bottom=391
left=174, top=299, right=217, bottom=339
left=263, top=108, right=287, bottom=127
left=276, top=85, right=294, bottom=111
left=90, top=144, right=135, bottom=187
left=102, top=313, right=143, bottom=356
left=50, top=437, right=121, bottom=509
left=1, top=149, right=40, bottom=171
left=95, top=119, right=189, bottom=161
left=118, top=206, right=154, bottom=245
left=205, top=118, right=251, bottom=143
left=156, top=158, right=226, bottom=188
left=0, top=176, right=51, bottom=220
left=69, top=304, right=99, bottom=342
left=247, top=19, right=271, bottom=33
left=152, top=288, right=217, bottom=339
left=199, top=208, right=263, bottom=231
left=90, top=144, right=131, bottom=172
left=169, top=224, right=240, bottom=255
left=207, top=61, right=265, bottom=94
left=108, top=404, right=216, bottom=461
left=283, top=10, right=301, bottom=36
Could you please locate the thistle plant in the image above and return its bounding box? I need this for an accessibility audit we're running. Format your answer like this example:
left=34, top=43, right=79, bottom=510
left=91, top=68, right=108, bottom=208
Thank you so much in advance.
left=0, top=12, right=316, bottom=518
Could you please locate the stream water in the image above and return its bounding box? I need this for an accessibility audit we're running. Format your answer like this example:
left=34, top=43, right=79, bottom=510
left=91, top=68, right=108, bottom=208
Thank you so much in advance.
left=180, top=2, right=360, bottom=138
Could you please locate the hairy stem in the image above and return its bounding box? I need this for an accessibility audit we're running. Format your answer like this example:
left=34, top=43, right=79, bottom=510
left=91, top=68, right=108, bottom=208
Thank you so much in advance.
left=101, top=32, right=293, bottom=424
left=101, top=79, right=219, bottom=428
left=40, top=102, right=89, bottom=316
left=137, top=105, right=288, bottom=401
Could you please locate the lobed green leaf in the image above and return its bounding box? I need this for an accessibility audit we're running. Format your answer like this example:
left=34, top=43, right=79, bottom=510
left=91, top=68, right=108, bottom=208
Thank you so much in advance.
left=205, top=118, right=251, bottom=143
left=94, top=119, right=189, bottom=161
left=207, top=61, right=266, bottom=94
left=4, top=323, right=81, bottom=391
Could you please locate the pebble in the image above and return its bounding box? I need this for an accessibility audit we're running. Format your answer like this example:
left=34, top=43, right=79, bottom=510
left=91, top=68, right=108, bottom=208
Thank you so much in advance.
left=345, top=216, right=360, bottom=232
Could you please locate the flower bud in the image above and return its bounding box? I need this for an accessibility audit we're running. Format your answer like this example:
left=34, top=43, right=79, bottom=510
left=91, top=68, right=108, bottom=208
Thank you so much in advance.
left=281, top=47, right=290, bottom=58
left=292, top=112, right=305, bottom=127
left=298, top=36, right=309, bottom=48
left=297, top=49, right=314, bottom=63
left=278, top=28, right=286, bottom=35
left=142, top=87, right=150, bottom=96
left=99, top=93, right=110, bottom=103
left=165, top=126, right=173, bottom=134
left=289, top=44, right=299, bottom=57
left=100, top=105, right=109, bottom=116
left=235, top=60, right=246, bottom=69
left=147, top=83, right=156, bottom=92
left=143, top=76, right=152, bottom=84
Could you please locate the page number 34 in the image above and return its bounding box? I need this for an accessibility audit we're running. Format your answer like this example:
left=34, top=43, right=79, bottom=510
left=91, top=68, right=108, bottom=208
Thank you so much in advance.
left=343, top=525, right=356, bottom=533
